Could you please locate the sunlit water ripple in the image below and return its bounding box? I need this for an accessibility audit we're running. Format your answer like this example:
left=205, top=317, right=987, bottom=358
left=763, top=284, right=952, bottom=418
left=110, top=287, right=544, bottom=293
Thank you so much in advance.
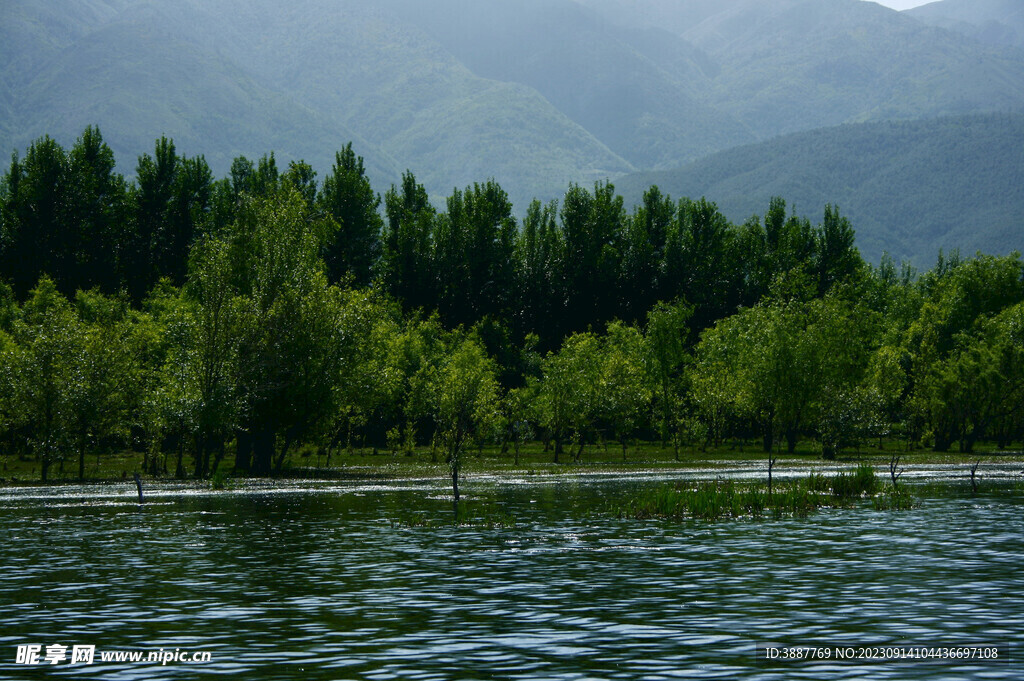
left=0, top=468, right=1021, bottom=679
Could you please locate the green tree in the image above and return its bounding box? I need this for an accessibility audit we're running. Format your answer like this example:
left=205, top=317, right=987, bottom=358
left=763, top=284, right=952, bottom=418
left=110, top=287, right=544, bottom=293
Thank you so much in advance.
left=533, top=331, right=602, bottom=462
left=692, top=296, right=874, bottom=457
left=815, top=204, right=861, bottom=295
left=903, top=253, right=1024, bottom=450
left=917, top=302, right=1024, bottom=452
left=426, top=337, right=499, bottom=514
left=514, top=199, right=562, bottom=342
left=14, top=277, right=82, bottom=481
left=645, top=299, right=693, bottom=447
left=323, top=289, right=402, bottom=457
left=64, top=290, right=153, bottom=479
left=598, top=321, right=653, bottom=459
left=65, top=126, right=129, bottom=293
left=669, top=197, right=735, bottom=328
left=380, top=172, right=435, bottom=311
left=559, top=182, right=624, bottom=333
left=129, top=137, right=214, bottom=296
left=226, top=187, right=345, bottom=475
left=805, top=297, right=878, bottom=458
left=0, top=321, right=27, bottom=460
left=620, top=188, right=671, bottom=323
left=499, top=385, right=533, bottom=466
left=317, top=144, right=382, bottom=286
left=434, top=180, right=517, bottom=327
left=165, top=237, right=242, bottom=477
left=129, top=136, right=178, bottom=297
left=283, top=160, right=318, bottom=207
left=1, top=137, right=70, bottom=297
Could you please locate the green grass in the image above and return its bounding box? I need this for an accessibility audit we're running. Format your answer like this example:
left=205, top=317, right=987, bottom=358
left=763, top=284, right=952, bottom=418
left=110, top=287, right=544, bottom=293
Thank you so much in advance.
left=0, top=437, right=1019, bottom=486
left=619, top=466, right=913, bottom=521
left=830, top=463, right=880, bottom=498
left=623, top=479, right=821, bottom=520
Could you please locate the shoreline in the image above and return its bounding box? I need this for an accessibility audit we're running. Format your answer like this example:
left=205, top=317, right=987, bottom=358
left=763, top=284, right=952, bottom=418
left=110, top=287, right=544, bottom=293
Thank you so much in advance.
left=2, top=456, right=1022, bottom=497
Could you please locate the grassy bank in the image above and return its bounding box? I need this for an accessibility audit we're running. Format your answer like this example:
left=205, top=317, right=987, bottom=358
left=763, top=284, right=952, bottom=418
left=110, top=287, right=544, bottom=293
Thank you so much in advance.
left=1, top=438, right=1020, bottom=486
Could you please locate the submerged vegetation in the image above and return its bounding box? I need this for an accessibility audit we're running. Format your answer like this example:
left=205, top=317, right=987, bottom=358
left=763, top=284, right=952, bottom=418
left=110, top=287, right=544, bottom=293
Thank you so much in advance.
left=0, top=128, right=1022, bottom=492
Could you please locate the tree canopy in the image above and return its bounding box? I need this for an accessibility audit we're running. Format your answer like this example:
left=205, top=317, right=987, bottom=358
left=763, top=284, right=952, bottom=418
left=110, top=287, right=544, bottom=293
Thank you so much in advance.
left=1, top=128, right=1021, bottom=482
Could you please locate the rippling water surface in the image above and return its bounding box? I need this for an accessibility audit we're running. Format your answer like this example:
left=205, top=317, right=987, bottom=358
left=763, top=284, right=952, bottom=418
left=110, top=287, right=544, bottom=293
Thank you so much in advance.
left=0, top=470, right=1021, bottom=679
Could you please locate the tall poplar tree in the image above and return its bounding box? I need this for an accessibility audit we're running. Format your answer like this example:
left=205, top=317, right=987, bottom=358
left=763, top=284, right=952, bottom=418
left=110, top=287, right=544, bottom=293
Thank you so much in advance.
left=318, top=143, right=382, bottom=286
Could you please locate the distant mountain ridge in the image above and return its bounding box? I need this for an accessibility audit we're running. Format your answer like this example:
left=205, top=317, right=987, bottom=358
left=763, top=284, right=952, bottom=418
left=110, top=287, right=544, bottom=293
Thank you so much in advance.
left=908, top=0, right=1024, bottom=49
left=614, top=113, right=1024, bottom=266
left=2, top=0, right=1024, bottom=246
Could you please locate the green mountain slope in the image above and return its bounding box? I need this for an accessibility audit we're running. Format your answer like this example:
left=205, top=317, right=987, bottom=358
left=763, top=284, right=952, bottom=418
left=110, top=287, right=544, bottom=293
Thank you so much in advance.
left=0, top=0, right=631, bottom=207
left=197, top=0, right=633, bottom=207
left=0, top=0, right=400, bottom=188
left=378, top=0, right=753, bottom=169
left=908, top=0, right=1024, bottom=49
left=614, top=114, right=1024, bottom=266
left=581, top=0, right=1024, bottom=139
left=692, top=0, right=1024, bottom=137
left=4, top=0, right=1024, bottom=230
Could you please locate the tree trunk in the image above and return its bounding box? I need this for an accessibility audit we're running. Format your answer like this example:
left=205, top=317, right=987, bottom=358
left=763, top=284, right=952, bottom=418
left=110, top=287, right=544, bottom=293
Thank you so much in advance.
left=211, top=439, right=226, bottom=476
left=78, top=443, right=86, bottom=481
left=274, top=432, right=294, bottom=472
left=963, top=427, right=979, bottom=454
left=251, top=428, right=275, bottom=476
left=193, top=434, right=205, bottom=478
left=235, top=430, right=252, bottom=473
left=175, top=439, right=185, bottom=479
left=451, top=465, right=460, bottom=518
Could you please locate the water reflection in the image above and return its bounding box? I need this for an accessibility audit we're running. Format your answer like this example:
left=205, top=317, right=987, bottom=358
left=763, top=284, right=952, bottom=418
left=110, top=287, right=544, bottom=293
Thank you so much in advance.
left=0, top=472, right=1021, bottom=679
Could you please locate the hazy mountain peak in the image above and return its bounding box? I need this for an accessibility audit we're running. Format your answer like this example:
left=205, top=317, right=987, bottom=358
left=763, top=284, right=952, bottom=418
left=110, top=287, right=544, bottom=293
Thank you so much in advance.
left=3, top=0, right=1024, bottom=239
left=908, top=0, right=1024, bottom=48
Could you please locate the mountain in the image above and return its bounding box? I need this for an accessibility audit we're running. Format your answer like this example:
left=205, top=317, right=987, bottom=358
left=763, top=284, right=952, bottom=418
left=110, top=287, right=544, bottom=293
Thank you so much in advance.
left=375, top=0, right=754, bottom=170
left=907, top=0, right=1024, bottom=49
left=2, top=0, right=1024, bottom=229
left=580, top=0, right=1024, bottom=138
left=0, top=0, right=399, bottom=188
left=0, top=0, right=632, bottom=207
left=188, top=0, right=633, bottom=206
left=613, top=113, right=1024, bottom=266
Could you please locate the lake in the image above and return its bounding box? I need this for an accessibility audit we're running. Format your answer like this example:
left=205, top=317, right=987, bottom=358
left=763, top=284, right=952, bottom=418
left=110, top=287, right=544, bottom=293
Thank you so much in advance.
left=1, top=465, right=1021, bottom=679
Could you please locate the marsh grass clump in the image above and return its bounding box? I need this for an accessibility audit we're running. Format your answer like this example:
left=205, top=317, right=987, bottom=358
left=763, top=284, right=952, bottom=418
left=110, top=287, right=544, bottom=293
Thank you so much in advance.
left=831, top=463, right=879, bottom=498
left=806, top=470, right=830, bottom=493
left=624, top=466, right=912, bottom=521
left=626, top=479, right=820, bottom=520
left=807, top=463, right=878, bottom=498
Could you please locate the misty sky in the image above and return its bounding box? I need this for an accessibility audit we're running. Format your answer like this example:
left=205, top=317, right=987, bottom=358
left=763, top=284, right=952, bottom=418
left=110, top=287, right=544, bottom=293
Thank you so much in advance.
left=868, top=0, right=934, bottom=9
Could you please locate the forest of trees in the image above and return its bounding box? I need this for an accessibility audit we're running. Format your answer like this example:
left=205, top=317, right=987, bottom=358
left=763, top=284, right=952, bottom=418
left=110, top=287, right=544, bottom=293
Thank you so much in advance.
left=1, top=128, right=1022, bottom=482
